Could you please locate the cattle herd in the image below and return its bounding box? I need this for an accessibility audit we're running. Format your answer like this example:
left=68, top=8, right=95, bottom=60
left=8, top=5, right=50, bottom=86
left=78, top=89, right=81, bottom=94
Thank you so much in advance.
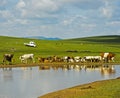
left=2, top=52, right=115, bottom=65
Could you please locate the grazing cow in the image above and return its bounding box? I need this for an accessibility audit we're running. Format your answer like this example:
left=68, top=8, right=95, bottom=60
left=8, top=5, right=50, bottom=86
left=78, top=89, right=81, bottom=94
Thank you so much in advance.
left=100, top=52, right=115, bottom=63
left=82, top=56, right=102, bottom=62
left=38, top=56, right=55, bottom=63
left=63, top=56, right=74, bottom=63
left=52, top=56, right=63, bottom=62
left=3, top=54, right=14, bottom=65
left=19, top=54, right=34, bottom=63
left=74, top=56, right=82, bottom=62
left=38, top=57, right=50, bottom=63
left=38, top=57, right=46, bottom=63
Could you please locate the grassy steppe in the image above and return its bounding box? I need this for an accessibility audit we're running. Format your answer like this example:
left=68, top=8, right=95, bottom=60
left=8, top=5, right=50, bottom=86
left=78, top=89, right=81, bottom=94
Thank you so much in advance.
left=0, top=35, right=120, bottom=64
left=40, top=78, right=120, bottom=98
left=0, top=36, right=120, bottom=98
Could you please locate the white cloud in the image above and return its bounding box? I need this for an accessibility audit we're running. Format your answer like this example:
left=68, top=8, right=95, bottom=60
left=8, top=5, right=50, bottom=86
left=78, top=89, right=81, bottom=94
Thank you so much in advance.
left=31, top=0, right=58, bottom=12
left=0, top=0, right=120, bottom=38
left=80, top=23, right=96, bottom=28
left=62, top=18, right=74, bottom=26
left=14, top=0, right=104, bottom=19
left=16, top=0, right=26, bottom=9
left=62, top=15, right=88, bottom=26
left=15, top=0, right=26, bottom=17
left=14, top=0, right=61, bottom=18
left=0, top=9, right=28, bottom=25
left=106, top=21, right=120, bottom=26
left=15, top=19, right=28, bottom=24
left=101, top=7, right=113, bottom=18
left=100, top=0, right=114, bottom=18
left=0, top=10, right=14, bottom=20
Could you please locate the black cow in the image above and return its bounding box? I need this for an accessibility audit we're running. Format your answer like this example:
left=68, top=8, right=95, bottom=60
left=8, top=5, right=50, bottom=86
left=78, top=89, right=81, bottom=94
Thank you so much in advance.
left=3, top=54, right=14, bottom=65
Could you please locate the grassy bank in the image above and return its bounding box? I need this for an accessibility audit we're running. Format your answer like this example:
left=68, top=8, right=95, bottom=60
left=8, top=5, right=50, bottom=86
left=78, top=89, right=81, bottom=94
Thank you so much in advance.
left=39, top=77, right=120, bottom=98
left=0, top=35, right=120, bottom=64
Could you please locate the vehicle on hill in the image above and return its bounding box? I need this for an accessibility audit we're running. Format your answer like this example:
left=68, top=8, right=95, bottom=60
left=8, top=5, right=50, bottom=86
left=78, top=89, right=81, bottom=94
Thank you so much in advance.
left=24, top=41, right=36, bottom=47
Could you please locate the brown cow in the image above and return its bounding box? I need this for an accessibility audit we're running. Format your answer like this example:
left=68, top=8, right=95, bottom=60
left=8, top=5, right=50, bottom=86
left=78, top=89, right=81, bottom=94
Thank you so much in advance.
left=38, top=57, right=52, bottom=63
left=100, top=52, right=115, bottom=63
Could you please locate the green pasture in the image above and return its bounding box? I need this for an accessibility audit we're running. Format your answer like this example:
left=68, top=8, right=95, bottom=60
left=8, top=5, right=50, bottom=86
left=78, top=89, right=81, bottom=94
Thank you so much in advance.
left=0, top=36, right=120, bottom=64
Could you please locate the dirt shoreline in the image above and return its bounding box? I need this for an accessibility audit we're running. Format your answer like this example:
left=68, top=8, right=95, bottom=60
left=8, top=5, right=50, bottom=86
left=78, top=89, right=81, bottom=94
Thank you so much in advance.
left=39, top=77, right=120, bottom=98
left=0, top=62, right=120, bottom=68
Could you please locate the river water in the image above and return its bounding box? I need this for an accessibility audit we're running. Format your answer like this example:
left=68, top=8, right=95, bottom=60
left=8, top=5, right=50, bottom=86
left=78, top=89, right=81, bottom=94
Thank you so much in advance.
left=0, top=65, right=120, bottom=98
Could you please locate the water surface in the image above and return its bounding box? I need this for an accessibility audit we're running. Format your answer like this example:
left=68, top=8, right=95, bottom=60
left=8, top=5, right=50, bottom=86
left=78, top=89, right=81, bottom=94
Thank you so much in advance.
left=0, top=65, right=120, bottom=98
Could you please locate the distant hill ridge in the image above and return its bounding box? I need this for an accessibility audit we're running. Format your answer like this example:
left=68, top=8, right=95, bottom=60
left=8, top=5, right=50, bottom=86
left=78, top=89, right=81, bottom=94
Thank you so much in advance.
left=26, top=36, right=61, bottom=40
left=66, top=35, right=120, bottom=43
left=0, top=35, right=119, bottom=43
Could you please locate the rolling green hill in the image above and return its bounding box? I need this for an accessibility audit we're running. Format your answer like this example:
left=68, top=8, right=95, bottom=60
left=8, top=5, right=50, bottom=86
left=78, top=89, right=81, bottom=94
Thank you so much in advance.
left=66, top=35, right=120, bottom=43
left=0, top=35, right=120, bottom=64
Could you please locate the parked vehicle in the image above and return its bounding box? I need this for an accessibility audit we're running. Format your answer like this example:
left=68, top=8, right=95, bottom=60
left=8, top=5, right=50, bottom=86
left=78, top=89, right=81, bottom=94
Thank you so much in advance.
left=24, top=41, right=36, bottom=47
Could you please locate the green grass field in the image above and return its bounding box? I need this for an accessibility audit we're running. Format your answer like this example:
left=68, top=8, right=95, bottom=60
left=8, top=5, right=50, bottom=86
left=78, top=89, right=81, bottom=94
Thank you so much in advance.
left=0, top=35, right=120, bottom=64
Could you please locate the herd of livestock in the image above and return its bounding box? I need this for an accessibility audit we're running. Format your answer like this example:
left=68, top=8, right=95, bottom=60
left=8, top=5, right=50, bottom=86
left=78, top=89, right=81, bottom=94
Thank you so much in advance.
left=2, top=52, right=115, bottom=65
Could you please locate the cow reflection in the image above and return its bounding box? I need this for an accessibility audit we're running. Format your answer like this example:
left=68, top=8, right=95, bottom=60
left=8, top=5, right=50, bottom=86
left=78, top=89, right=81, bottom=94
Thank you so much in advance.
left=73, top=65, right=82, bottom=71
left=39, top=65, right=50, bottom=70
left=21, top=68, right=33, bottom=80
left=21, top=67, right=32, bottom=70
left=61, top=65, right=82, bottom=71
left=62, top=65, right=71, bottom=71
left=83, top=65, right=100, bottom=71
left=52, top=66, right=59, bottom=70
left=51, top=65, right=62, bottom=70
left=3, top=70, right=13, bottom=81
left=100, top=65, right=115, bottom=75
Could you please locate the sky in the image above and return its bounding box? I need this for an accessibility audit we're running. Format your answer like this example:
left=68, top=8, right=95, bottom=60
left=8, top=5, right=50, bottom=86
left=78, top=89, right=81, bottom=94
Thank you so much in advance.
left=0, top=0, right=120, bottom=39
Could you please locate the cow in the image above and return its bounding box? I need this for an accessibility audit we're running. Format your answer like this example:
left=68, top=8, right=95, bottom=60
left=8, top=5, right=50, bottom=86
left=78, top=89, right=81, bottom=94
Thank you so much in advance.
left=100, top=52, right=115, bottom=63
left=19, top=54, right=34, bottom=64
left=63, top=56, right=74, bottom=63
left=38, top=57, right=46, bottom=63
left=52, top=56, right=63, bottom=62
left=82, top=56, right=102, bottom=62
left=3, top=54, right=14, bottom=65
left=38, top=57, right=51, bottom=63
left=74, top=56, right=82, bottom=62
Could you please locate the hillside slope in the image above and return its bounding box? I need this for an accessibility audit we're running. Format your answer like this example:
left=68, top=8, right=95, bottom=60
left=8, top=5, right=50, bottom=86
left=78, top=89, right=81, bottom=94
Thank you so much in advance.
left=66, top=35, right=120, bottom=43
left=0, top=35, right=120, bottom=64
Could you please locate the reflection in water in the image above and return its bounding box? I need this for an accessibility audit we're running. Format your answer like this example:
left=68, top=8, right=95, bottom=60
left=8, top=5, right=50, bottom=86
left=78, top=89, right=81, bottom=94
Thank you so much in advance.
left=3, top=70, right=13, bottom=81
left=1, top=65, right=116, bottom=78
left=39, top=65, right=50, bottom=70
left=100, top=65, right=115, bottom=76
left=21, top=67, right=32, bottom=70
left=21, top=68, right=33, bottom=80
left=38, top=65, right=83, bottom=71
left=0, top=64, right=118, bottom=98
left=38, top=64, right=116, bottom=76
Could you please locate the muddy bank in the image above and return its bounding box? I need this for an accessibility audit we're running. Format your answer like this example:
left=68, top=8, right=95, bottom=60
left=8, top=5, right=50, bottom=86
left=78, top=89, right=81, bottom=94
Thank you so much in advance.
left=0, top=62, right=120, bottom=68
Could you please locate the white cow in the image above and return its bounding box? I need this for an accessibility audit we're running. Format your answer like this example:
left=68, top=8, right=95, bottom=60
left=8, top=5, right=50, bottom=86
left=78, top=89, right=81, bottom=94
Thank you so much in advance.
left=82, top=56, right=102, bottom=62
left=74, top=56, right=81, bottom=62
left=19, top=54, right=34, bottom=63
